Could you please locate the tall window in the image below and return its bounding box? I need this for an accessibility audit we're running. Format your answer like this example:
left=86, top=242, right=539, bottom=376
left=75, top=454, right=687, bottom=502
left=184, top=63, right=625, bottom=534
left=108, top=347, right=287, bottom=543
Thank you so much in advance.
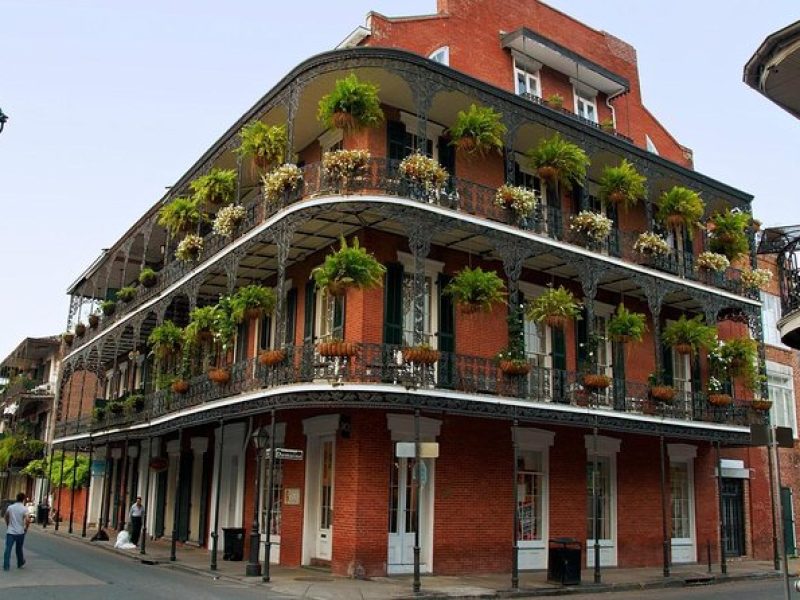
left=768, top=361, right=797, bottom=437
left=670, top=463, right=691, bottom=538
left=260, top=461, right=283, bottom=536
left=586, top=457, right=612, bottom=540
left=761, top=292, right=785, bottom=347
left=320, top=440, right=334, bottom=529
left=401, top=273, right=432, bottom=346
left=515, top=65, right=541, bottom=99
left=517, top=450, right=544, bottom=541
left=574, top=90, right=598, bottom=123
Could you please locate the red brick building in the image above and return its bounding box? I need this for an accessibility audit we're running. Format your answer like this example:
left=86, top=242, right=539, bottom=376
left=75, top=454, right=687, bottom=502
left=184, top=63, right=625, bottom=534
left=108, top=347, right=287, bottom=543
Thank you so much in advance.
left=51, top=0, right=796, bottom=579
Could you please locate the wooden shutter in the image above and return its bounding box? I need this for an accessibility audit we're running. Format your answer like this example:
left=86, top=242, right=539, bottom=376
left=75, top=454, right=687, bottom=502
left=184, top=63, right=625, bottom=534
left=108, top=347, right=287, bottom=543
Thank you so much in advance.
left=303, top=280, right=316, bottom=344
left=383, top=263, right=404, bottom=345
left=284, top=288, right=297, bottom=346
left=662, top=335, right=674, bottom=385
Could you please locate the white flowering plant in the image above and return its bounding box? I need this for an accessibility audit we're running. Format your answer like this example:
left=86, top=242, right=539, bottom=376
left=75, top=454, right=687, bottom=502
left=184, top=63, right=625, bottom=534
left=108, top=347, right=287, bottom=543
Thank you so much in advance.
left=262, top=164, right=303, bottom=202
left=494, top=184, right=537, bottom=218
left=322, top=149, right=370, bottom=184
left=212, top=204, right=246, bottom=237
left=398, top=153, right=448, bottom=193
left=175, top=234, right=204, bottom=262
left=740, top=268, right=772, bottom=291
left=695, top=251, right=730, bottom=273
left=633, top=231, right=670, bottom=256
left=570, top=211, right=613, bottom=242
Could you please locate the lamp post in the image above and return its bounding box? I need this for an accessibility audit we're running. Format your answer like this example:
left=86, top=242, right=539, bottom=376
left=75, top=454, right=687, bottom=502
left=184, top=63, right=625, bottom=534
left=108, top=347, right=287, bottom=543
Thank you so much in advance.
left=246, top=427, right=268, bottom=576
left=0, top=108, right=8, bottom=134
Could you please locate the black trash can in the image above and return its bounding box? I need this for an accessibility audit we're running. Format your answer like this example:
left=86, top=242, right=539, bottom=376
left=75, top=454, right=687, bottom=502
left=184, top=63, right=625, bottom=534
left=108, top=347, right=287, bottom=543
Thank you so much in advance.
left=547, top=537, right=581, bottom=585
left=222, top=527, right=245, bottom=561
left=37, top=504, right=50, bottom=525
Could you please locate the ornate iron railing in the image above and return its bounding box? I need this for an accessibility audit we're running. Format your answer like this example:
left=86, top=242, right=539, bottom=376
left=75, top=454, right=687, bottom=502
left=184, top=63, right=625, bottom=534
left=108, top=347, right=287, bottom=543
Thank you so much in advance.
left=54, top=342, right=764, bottom=439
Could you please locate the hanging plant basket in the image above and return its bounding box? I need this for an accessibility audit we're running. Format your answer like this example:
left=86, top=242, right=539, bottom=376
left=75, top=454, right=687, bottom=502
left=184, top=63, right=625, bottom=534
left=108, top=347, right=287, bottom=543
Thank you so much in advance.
left=75, top=323, right=87, bottom=337
left=326, top=280, right=352, bottom=297
left=649, top=385, right=676, bottom=403
left=454, top=136, right=477, bottom=154
left=664, top=214, right=686, bottom=229
left=751, top=399, right=773, bottom=411
left=149, top=456, right=169, bottom=472
left=545, top=315, right=568, bottom=330
left=582, top=373, right=612, bottom=390
left=674, top=343, right=693, bottom=356
left=63, top=333, right=75, bottom=347
left=499, top=359, right=531, bottom=376
left=244, top=307, right=263, bottom=321
left=208, top=367, right=231, bottom=385
left=708, top=393, right=732, bottom=407
left=317, top=340, right=359, bottom=358
left=259, top=349, right=287, bottom=366
left=537, top=165, right=558, bottom=182
left=171, top=379, right=189, bottom=394
left=403, top=346, right=440, bottom=365
left=88, top=314, right=100, bottom=329
left=197, top=329, right=215, bottom=344
left=607, top=190, right=628, bottom=205
left=331, top=111, right=359, bottom=131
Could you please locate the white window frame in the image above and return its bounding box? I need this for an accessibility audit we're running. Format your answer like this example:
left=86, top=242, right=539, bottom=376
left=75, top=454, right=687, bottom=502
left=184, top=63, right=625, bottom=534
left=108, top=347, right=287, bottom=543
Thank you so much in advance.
left=396, top=251, right=444, bottom=348
left=571, top=80, right=599, bottom=123
left=514, top=427, right=554, bottom=570
left=513, top=61, right=541, bottom=99
left=428, top=46, right=449, bottom=66
left=767, top=360, right=797, bottom=438
left=761, top=292, right=787, bottom=348
left=519, top=282, right=550, bottom=369
left=318, top=128, right=343, bottom=152
left=667, top=443, right=697, bottom=563
left=585, top=434, right=620, bottom=567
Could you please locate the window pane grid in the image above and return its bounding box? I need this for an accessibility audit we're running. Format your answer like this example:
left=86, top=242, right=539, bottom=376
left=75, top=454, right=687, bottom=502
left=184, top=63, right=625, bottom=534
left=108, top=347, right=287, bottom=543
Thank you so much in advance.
left=670, top=463, right=690, bottom=538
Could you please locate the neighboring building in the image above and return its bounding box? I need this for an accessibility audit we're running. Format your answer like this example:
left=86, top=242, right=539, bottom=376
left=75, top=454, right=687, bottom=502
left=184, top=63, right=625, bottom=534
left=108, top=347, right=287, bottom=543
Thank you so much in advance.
left=0, top=336, right=61, bottom=504
left=53, top=0, right=780, bottom=577
left=744, top=20, right=800, bottom=120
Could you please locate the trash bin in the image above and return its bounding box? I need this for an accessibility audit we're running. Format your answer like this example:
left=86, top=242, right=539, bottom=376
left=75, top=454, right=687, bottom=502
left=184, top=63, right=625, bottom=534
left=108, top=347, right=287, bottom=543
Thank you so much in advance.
left=547, top=537, right=581, bottom=585
left=222, top=527, right=245, bottom=561
left=37, top=504, right=49, bottom=525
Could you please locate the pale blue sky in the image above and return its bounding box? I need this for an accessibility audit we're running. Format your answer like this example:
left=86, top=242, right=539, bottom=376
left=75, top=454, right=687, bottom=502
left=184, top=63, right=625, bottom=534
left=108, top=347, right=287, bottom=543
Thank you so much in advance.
left=0, top=1, right=797, bottom=360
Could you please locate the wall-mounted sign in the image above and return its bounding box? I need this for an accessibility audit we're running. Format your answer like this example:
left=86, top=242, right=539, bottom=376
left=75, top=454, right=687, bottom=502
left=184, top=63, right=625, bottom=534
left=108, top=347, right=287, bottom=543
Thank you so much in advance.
left=284, top=488, right=301, bottom=506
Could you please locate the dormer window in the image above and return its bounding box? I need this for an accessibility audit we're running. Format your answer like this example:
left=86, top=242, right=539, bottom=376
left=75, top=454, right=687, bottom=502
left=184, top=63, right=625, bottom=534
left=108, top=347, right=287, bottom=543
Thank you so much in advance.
left=572, top=85, right=598, bottom=123
left=429, top=46, right=449, bottom=66
left=513, top=56, right=541, bottom=100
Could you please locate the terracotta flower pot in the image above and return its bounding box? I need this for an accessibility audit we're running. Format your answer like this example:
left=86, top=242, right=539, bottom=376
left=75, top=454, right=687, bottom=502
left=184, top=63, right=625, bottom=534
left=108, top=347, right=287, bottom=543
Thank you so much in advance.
left=317, top=341, right=358, bottom=358
left=708, top=393, right=732, bottom=407
left=244, top=307, right=263, bottom=321
left=208, top=368, right=231, bottom=385
left=88, top=314, right=100, bottom=329
left=650, top=385, right=676, bottom=402
left=259, top=349, right=287, bottom=366
left=63, top=333, right=75, bottom=347
left=149, top=457, right=169, bottom=472
left=665, top=214, right=686, bottom=229
left=171, top=379, right=189, bottom=394
left=537, top=165, right=558, bottom=182
left=403, top=347, right=441, bottom=365
left=582, top=373, right=612, bottom=390
left=499, top=360, right=531, bottom=376
left=607, top=190, right=628, bottom=205
left=751, top=399, right=773, bottom=411
left=332, top=111, right=358, bottom=131
left=674, top=343, right=693, bottom=355
left=545, top=315, right=568, bottom=330
left=326, top=280, right=350, bottom=297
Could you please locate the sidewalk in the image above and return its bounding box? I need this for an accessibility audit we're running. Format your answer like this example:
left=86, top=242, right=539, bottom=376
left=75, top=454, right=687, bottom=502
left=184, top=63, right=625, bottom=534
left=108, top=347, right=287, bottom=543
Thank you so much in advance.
left=39, top=525, right=786, bottom=599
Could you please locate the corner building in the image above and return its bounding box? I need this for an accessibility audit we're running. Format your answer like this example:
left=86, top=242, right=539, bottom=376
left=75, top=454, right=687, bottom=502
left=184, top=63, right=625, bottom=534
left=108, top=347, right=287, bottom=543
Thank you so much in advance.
left=54, top=0, right=781, bottom=577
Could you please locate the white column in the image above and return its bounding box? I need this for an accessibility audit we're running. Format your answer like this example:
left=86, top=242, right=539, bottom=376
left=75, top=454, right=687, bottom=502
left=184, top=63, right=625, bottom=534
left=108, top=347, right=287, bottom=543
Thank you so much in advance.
left=87, top=447, right=107, bottom=527
left=164, top=440, right=181, bottom=537
left=189, top=437, right=208, bottom=543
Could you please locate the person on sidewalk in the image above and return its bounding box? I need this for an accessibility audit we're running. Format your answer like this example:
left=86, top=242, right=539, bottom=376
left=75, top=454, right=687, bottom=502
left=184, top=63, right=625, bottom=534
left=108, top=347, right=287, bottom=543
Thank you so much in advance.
left=129, top=496, right=144, bottom=545
left=4, top=492, right=30, bottom=571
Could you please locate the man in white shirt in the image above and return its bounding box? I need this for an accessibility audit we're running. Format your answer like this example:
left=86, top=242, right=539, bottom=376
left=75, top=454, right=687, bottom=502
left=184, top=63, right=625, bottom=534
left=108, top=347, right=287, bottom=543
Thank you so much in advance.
left=4, top=492, right=30, bottom=571
left=129, top=497, right=144, bottom=545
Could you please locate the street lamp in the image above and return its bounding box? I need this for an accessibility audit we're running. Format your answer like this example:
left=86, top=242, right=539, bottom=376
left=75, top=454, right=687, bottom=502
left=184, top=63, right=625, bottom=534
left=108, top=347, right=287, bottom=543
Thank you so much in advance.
left=245, top=427, right=269, bottom=576
left=0, top=108, right=7, bottom=134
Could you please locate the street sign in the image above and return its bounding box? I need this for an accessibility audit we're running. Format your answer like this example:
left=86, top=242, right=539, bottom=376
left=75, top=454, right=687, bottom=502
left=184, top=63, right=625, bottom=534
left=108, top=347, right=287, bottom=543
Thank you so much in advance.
left=395, top=442, right=439, bottom=458
left=264, top=448, right=304, bottom=461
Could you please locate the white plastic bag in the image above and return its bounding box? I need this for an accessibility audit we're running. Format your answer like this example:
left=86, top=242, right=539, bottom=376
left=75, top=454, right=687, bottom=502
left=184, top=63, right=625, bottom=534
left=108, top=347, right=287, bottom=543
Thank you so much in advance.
left=114, top=529, right=137, bottom=550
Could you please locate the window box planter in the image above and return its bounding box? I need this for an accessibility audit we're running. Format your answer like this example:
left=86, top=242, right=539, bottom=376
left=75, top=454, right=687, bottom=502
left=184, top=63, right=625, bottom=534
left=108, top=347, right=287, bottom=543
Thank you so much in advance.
left=259, top=349, right=287, bottom=366
left=403, top=346, right=440, bottom=365
left=499, top=359, right=531, bottom=376
left=582, top=373, right=611, bottom=390
left=751, top=399, right=773, bottom=411
left=649, top=385, right=676, bottom=403
left=171, top=379, right=190, bottom=394
left=208, top=367, right=231, bottom=385
left=317, top=340, right=359, bottom=358
left=708, top=393, right=732, bottom=407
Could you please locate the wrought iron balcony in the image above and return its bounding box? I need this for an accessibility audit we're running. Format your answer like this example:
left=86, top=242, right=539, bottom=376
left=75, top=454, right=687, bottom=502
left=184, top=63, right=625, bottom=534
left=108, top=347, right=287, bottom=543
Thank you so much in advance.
left=54, top=342, right=764, bottom=439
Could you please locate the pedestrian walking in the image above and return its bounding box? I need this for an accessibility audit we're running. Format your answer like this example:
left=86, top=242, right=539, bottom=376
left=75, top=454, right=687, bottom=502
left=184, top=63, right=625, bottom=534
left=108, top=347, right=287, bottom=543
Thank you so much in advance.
left=4, top=492, right=30, bottom=571
left=129, top=496, right=144, bottom=545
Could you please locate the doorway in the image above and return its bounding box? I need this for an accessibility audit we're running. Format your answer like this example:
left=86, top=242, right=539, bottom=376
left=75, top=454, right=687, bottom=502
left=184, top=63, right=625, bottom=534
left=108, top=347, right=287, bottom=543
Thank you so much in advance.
left=721, top=478, right=745, bottom=556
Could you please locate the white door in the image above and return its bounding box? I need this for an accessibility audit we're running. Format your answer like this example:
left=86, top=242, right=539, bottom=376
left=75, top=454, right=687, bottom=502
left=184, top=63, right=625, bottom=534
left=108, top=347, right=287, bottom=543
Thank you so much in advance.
left=387, top=457, right=433, bottom=574
left=315, top=436, right=335, bottom=561
left=259, top=460, right=283, bottom=564
left=672, top=349, right=693, bottom=413
left=586, top=456, right=617, bottom=567
left=670, top=461, right=696, bottom=563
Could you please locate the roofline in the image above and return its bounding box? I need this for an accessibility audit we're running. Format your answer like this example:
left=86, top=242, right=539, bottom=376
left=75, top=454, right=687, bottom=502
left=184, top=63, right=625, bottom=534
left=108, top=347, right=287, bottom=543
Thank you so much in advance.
left=744, top=20, right=800, bottom=89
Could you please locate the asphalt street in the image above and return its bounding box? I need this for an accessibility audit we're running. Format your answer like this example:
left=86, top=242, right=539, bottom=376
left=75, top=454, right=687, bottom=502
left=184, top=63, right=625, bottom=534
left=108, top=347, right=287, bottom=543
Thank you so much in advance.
left=0, top=524, right=289, bottom=600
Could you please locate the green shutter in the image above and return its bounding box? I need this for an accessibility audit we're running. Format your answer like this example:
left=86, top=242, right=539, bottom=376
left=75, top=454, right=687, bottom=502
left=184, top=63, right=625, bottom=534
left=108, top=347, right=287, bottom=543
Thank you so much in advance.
left=387, top=120, right=409, bottom=163
left=662, top=338, right=674, bottom=385
left=284, top=288, right=297, bottom=346
left=438, top=273, right=455, bottom=389
left=303, top=280, right=316, bottom=343
left=332, top=296, right=345, bottom=339
left=551, top=326, right=567, bottom=402
left=383, top=263, right=404, bottom=345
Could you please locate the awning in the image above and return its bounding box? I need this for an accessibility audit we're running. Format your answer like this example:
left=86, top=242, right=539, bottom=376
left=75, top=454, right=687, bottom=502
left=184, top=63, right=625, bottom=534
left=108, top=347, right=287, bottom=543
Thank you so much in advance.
left=501, top=28, right=629, bottom=96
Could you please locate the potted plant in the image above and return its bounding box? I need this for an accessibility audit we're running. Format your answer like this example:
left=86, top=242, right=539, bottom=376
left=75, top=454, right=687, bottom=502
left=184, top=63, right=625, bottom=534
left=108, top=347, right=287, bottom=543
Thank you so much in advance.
left=212, top=204, right=246, bottom=238
left=100, top=299, right=116, bottom=317
left=526, top=133, right=589, bottom=191
left=75, top=323, right=87, bottom=337
left=125, top=394, right=145, bottom=413
left=157, top=196, right=205, bottom=237
left=582, top=372, right=612, bottom=390
left=496, top=347, right=530, bottom=376
left=263, top=163, right=303, bottom=203
left=397, top=153, right=449, bottom=197
left=751, top=398, right=773, bottom=411
left=600, top=118, right=615, bottom=133
left=235, top=121, right=287, bottom=171
left=570, top=211, right=613, bottom=243
left=139, top=267, right=158, bottom=288
left=171, top=378, right=190, bottom=394
left=607, top=304, right=647, bottom=343
left=662, top=315, right=717, bottom=355
left=88, top=313, right=100, bottom=329
left=62, top=332, right=75, bottom=346
left=443, top=266, right=506, bottom=313
left=175, top=234, right=204, bottom=262
left=148, top=320, right=184, bottom=360
left=707, top=209, right=750, bottom=261
left=648, top=373, right=676, bottom=403
left=185, top=305, right=219, bottom=344
left=116, top=286, right=137, bottom=303
left=317, top=338, right=359, bottom=358
left=525, top=285, right=582, bottom=330
left=633, top=231, right=670, bottom=256
left=718, top=337, right=757, bottom=378
left=598, top=159, right=647, bottom=210
left=230, top=284, right=276, bottom=322
left=695, top=251, right=730, bottom=273
left=740, top=268, right=773, bottom=291
left=707, top=380, right=732, bottom=407
left=322, top=149, right=371, bottom=188
left=447, top=104, right=506, bottom=157
left=259, top=348, right=287, bottom=366
left=494, top=184, right=537, bottom=219
left=545, top=93, right=564, bottom=109
left=655, top=186, right=705, bottom=237
left=403, top=343, right=441, bottom=365
left=107, top=399, right=125, bottom=415
left=203, top=296, right=237, bottom=385
left=190, top=168, right=237, bottom=207
left=92, top=406, right=106, bottom=423
left=317, top=73, right=384, bottom=131
left=311, top=235, right=386, bottom=297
